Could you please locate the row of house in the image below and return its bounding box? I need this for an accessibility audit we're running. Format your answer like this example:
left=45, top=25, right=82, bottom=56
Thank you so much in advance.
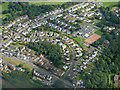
left=3, top=15, right=29, bottom=29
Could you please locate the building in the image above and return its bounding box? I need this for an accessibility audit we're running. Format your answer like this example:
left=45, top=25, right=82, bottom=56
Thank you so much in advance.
left=114, top=75, right=120, bottom=87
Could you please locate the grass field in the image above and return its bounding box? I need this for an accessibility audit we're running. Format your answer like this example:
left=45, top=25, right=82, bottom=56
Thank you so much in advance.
left=2, top=57, right=35, bottom=70
left=94, top=19, right=100, bottom=24
left=73, top=36, right=84, bottom=46
left=95, top=30, right=103, bottom=36
left=29, top=2, right=66, bottom=6
left=79, top=23, right=85, bottom=25
left=10, top=44, right=25, bottom=48
left=102, top=2, right=118, bottom=7
left=2, top=2, right=9, bottom=11
left=73, top=36, right=88, bottom=51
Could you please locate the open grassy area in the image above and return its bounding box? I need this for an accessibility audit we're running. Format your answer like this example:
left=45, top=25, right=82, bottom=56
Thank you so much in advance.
left=2, top=2, right=9, bottom=11
left=73, top=36, right=88, bottom=51
left=95, top=30, right=103, bottom=36
left=2, top=57, right=35, bottom=70
left=94, top=19, right=100, bottom=24
left=10, top=43, right=25, bottom=48
left=29, top=2, right=66, bottom=6
left=73, top=36, right=84, bottom=46
left=79, top=23, right=85, bottom=25
left=102, top=2, right=118, bottom=7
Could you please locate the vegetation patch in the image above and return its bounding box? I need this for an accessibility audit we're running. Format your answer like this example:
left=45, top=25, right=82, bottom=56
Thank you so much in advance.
left=94, top=30, right=103, bottom=36
left=26, top=41, right=65, bottom=68
left=2, top=70, right=49, bottom=88
left=102, top=2, right=118, bottom=7
left=2, top=57, right=35, bottom=70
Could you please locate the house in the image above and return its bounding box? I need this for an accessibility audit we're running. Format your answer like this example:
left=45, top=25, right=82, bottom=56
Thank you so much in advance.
left=14, top=51, right=20, bottom=57
left=9, top=46, right=18, bottom=50
left=46, top=75, right=53, bottom=81
left=19, top=54, right=27, bottom=60
left=87, top=12, right=94, bottom=17
left=114, top=75, right=120, bottom=87
left=58, top=14, right=63, bottom=17
left=66, top=58, right=70, bottom=61
left=84, top=19, right=91, bottom=23
left=7, top=64, right=16, bottom=70
left=2, top=63, right=8, bottom=71
left=14, top=35, right=20, bottom=40
left=63, top=65, right=68, bottom=70
left=62, top=44, right=66, bottom=50
left=4, top=40, right=13, bottom=47
left=16, top=67, right=25, bottom=72
left=19, top=46, right=25, bottom=52
left=82, top=3, right=89, bottom=8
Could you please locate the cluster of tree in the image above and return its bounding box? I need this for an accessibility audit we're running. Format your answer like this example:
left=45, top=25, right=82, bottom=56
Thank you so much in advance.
left=2, top=2, right=59, bottom=25
left=61, top=2, right=80, bottom=9
left=26, top=41, right=65, bottom=68
left=96, top=6, right=119, bottom=27
left=2, top=2, right=80, bottom=25
left=2, top=70, right=49, bottom=88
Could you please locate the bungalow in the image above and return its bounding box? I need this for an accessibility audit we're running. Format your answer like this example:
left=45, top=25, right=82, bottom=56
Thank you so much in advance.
left=84, top=19, right=91, bottom=23
left=82, top=3, right=89, bottom=8
left=14, top=51, right=20, bottom=57
left=63, top=65, right=68, bottom=70
left=114, top=75, right=120, bottom=87
left=58, top=14, right=63, bottom=17
left=86, top=8, right=91, bottom=12
left=62, top=44, right=66, bottom=50
left=17, top=67, right=25, bottom=72
left=46, top=75, right=53, bottom=81
left=63, top=15, right=68, bottom=19
left=67, top=30, right=71, bottom=34
left=4, top=39, right=13, bottom=47
left=7, top=64, right=16, bottom=70
left=20, top=54, right=27, bottom=60
left=15, top=27, right=22, bottom=31
left=66, top=58, right=70, bottom=61
left=19, top=46, right=25, bottom=52
left=9, top=46, right=18, bottom=50
left=2, top=64, right=8, bottom=71
left=87, top=12, right=94, bottom=17
left=58, top=42, right=63, bottom=46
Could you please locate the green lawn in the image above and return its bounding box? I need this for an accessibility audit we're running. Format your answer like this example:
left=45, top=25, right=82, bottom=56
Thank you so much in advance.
left=102, top=2, right=119, bottom=7
left=2, top=57, right=35, bottom=70
left=94, top=19, right=100, bottom=24
left=2, top=2, right=9, bottom=11
left=29, top=1, right=67, bottom=6
left=10, top=44, right=25, bottom=48
left=95, top=30, right=103, bottom=36
left=79, top=23, right=85, bottom=25
left=73, top=36, right=84, bottom=46
left=73, top=36, right=88, bottom=51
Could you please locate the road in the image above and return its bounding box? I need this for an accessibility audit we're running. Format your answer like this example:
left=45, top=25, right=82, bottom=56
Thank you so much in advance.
left=62, top=42, right=76, bottom=78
